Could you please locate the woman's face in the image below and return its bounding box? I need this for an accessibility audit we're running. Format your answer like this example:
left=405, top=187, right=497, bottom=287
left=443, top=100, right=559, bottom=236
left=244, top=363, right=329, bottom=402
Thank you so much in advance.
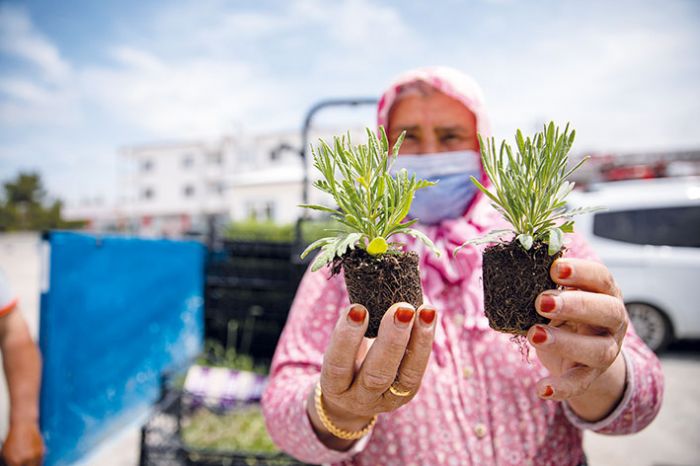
left=387, top=90, right=479, bottom=155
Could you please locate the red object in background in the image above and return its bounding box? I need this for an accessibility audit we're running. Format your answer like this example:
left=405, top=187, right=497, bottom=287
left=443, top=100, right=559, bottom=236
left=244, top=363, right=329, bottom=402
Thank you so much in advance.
left=180, top=214, right=191, bottom=231
left=141, top=215, right=152, bottom=227
left=602, top=163, right=667, bottom=182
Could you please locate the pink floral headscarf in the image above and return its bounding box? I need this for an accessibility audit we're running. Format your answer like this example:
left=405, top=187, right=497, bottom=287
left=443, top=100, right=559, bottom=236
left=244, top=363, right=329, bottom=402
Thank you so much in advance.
left=377, top=65, right=493, bottom=195
left=377, top=67, right=504, bottom=331
left=377, top=66, right=492, bottom=140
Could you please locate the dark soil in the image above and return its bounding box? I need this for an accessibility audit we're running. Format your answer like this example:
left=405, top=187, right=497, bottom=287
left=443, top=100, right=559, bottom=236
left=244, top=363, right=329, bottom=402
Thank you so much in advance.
left=482, top=240, right=562, bottom=334
left=335, top=248, right=423, bottom=338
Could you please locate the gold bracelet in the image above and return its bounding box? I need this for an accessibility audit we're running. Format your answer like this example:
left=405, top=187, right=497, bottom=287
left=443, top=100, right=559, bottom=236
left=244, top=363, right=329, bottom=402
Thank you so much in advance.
left=314, top=383, right=377, bottom=440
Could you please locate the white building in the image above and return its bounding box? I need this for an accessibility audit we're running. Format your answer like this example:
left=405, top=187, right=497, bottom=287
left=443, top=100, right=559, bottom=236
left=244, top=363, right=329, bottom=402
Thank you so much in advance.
left=64, top=127, right=370, bottom=236
left=118, top=138, right=235, bottom=237
left=113, top=129, right=358, bottom=235
left=227, top=127, right=366, bottom=225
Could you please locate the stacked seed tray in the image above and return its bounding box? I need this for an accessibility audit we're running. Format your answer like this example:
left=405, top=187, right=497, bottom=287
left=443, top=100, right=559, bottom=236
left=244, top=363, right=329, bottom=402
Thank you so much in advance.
left=139, top=366, right=309, bottom=466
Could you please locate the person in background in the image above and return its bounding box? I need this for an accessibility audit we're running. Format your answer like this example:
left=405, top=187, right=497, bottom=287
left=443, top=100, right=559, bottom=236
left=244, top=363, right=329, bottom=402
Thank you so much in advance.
left=261, top=67, right=664, bottom=465
left=0, top=269, right=44, bottom=466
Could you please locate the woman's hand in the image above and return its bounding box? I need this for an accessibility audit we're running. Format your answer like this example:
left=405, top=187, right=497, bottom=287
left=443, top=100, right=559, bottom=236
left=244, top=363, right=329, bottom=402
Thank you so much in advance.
left=527, top=258, right=629, bottom=422
left=307, top=302, right=437, bottom=451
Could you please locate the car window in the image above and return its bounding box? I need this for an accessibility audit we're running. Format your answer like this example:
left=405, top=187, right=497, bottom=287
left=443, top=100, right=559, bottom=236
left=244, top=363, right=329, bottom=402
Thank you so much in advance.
left=593, top=205, right=700, bottom=248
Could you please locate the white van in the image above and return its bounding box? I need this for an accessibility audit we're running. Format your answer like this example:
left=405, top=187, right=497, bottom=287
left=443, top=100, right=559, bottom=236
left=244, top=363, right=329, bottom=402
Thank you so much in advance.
left=568, top=177, right=700, bottom=352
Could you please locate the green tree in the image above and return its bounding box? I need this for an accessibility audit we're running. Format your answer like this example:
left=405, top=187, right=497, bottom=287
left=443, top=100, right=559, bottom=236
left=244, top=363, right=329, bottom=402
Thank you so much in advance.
left=0, top=172, right=85, bottom=231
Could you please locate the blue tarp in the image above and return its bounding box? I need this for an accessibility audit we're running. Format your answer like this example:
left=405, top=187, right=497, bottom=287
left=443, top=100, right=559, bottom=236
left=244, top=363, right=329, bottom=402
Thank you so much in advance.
left=38, top=231, right=205, bottom=466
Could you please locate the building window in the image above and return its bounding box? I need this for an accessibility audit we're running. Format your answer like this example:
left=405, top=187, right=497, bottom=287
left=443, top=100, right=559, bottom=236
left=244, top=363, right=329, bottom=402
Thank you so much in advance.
left=182, top=154, right=194, bottom=168
left=207, top=152, right=223, bottom=165
left=141, top=160, right=153, bottom=172
left=245, top=200, right=276, bottom=221
left=141, top=187, right=154, bottom=200
left=208, top=182, right=225, bottom=195
left=183, top=185, right=195, bottom=197
left=264, top=201, right=275, bottom=221
left=593, top=206, right=700, bottom=248
left=269, top=142, right=295, bottom=162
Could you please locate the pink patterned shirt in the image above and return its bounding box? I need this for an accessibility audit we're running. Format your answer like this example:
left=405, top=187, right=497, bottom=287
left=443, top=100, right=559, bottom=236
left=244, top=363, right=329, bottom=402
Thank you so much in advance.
left=261, top=193, right=664, bottom=466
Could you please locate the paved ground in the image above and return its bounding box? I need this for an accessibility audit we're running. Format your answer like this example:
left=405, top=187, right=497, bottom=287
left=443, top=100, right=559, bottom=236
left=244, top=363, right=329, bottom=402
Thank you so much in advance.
left=1, top=232, right=699, bottom=465
left=585, top=340, right=700, bottom=466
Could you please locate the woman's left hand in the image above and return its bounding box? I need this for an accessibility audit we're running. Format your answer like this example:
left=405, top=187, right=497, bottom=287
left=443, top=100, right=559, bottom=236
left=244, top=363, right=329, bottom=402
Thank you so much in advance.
left=527, top=258, right=629, bottom=420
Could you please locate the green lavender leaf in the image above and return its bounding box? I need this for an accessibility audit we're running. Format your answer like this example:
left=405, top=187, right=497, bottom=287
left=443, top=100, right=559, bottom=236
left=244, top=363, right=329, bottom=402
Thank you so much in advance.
left=457, top=122, right=603, bottom=253
left=560, top=221, right=575, bottom=233
left=405, top=228, right=441, bottom=257
left=517, top=234, right=533, bottom=250
left=298, top=204, right=338, bottom=215
left=453, top=229, right=513, bottom=256
left=300, top=126, right=439, bottom=266
left=300, top=237, right=333, bottom=260
left=548, top=227, right=564, bottom=255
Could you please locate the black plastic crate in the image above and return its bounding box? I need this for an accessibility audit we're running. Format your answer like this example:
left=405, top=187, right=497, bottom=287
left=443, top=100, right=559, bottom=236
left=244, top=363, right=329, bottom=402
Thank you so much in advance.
left=208, top=257, right=300, bottom=285
left=207, top=288, right=297, bottom=318
left=203, top=316, right=284, bottom=362
left=140, top=390, right=188, bottom=466
left=217, top=241, right=295, bottom=260
left=140, top=390, right=309, bottom=466
left=203, top=241, right=308, bottom=361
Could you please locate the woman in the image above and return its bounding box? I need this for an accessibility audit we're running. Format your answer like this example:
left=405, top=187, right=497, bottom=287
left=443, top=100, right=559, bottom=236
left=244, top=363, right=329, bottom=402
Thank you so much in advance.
left=261, top=67, right=663, bottom=466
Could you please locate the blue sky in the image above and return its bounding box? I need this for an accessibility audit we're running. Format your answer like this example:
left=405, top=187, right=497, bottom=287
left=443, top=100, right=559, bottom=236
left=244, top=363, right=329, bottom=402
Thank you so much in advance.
left=1, top=0, right=699, bottom=203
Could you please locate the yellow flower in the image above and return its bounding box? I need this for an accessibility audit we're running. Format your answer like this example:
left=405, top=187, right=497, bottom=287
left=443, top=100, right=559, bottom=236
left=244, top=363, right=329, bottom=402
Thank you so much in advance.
left=367, top=236, right=388, bottom=256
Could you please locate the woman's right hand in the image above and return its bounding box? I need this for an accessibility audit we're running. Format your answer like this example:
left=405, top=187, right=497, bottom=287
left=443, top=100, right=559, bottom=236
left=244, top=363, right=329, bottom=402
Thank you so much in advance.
left=306, top=302, right=437, bottom=451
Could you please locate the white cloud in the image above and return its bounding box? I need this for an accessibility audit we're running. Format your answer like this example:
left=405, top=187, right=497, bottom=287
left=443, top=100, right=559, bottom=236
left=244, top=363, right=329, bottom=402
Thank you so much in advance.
left=216, top=11, right=287, bottom=39
left=292, top=0, right=411, bottom=48
left=0, top=77, right=53, bottom=103
left=111, top=47, right=164, bottom=72
left=0, top=5, right=80, bottom=127
left=80, top=49, right=285, bottom=137
left=0, top=0, right=411, bottom=139
left=153, top=0, right=414, bottom=53
left=0, top=4, right=70, bottom=81
left=69, top=0, right=416, bottom=138
left=0, top=77, right=81, bottom=128
left=1, top=0, right=698, bottom=204
left=463, top=5, right=700, bottom=152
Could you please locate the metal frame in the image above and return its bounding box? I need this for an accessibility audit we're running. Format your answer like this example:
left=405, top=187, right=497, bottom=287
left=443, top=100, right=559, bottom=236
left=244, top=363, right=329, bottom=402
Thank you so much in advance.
left=294, top=97, right=378, bottom=242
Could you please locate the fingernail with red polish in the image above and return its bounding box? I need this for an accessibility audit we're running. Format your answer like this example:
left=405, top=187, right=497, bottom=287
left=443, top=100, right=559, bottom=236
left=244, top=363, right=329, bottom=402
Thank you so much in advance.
left=347, top=305, right=366, bottom=326
left=557, top=262, right=573, bottom=279
left=419, top=308, right=436, bottom=326
left=542, top=385, right=554, bottom=397
left=395, top=307, right=415, bottom=326
left=532, top=325, right=548, bottom=345
left=539, top=294, right=557, bottom=314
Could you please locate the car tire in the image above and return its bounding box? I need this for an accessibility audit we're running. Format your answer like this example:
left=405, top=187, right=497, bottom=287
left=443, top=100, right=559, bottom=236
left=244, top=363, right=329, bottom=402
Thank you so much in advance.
left=625, top=302, right=674, bottom=353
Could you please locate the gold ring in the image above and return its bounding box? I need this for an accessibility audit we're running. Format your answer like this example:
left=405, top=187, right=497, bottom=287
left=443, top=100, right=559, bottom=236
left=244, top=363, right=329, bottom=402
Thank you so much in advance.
left=388, top=383, right=411, bottom=397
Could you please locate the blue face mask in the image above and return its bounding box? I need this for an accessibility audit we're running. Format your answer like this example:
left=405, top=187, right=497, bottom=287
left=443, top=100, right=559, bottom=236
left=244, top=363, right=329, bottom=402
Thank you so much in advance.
left=390, top=150, right=481, bottom=225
